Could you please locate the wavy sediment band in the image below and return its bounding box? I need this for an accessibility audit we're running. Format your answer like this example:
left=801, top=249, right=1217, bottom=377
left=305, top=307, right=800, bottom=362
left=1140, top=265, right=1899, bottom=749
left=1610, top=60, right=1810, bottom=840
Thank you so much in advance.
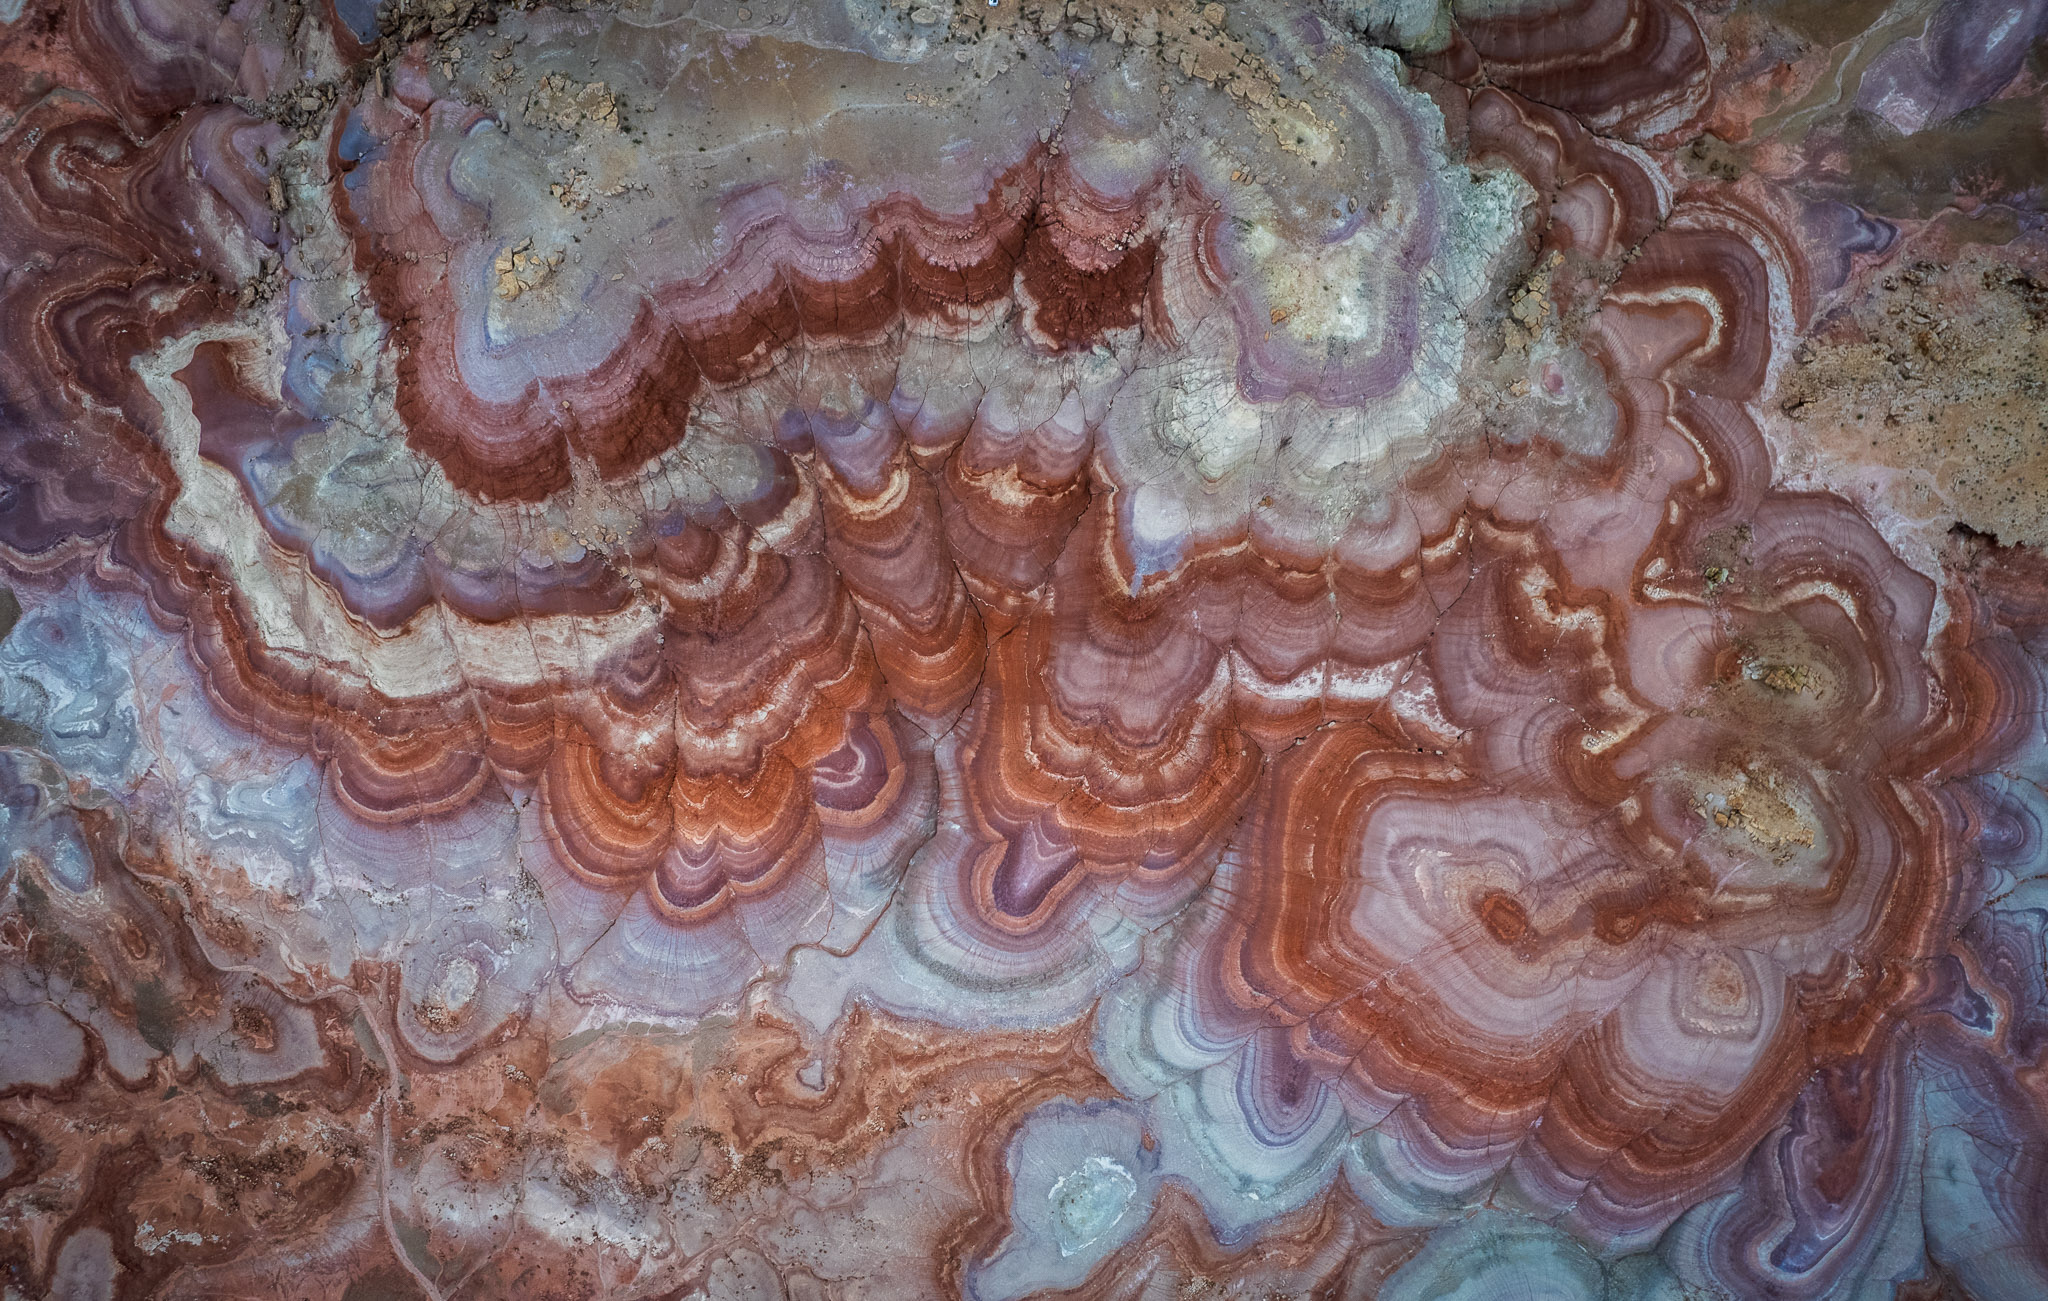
left=1, top=0, right=2046, bottom=1296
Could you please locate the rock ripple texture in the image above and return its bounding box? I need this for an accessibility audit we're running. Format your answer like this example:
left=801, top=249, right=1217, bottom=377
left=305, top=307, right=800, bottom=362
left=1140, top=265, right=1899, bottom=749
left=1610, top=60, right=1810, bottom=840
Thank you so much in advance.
left=1, top=0, right=2046, bottom=1296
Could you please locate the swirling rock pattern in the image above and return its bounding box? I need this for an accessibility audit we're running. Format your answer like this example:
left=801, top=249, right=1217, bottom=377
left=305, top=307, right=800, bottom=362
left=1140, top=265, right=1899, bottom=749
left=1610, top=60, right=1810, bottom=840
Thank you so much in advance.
left=2, top=0, right=2046, bottom=1295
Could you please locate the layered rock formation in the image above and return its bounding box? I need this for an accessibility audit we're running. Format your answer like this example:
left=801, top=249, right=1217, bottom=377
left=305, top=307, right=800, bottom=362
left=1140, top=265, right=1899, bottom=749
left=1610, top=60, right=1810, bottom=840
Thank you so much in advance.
left=2, top=0, right=2046, bottom=1296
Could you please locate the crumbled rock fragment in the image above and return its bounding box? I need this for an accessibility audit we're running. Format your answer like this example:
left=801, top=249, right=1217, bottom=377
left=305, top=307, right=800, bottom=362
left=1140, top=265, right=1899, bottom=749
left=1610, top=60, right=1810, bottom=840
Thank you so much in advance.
left=527, top=73, right=621, bottom=132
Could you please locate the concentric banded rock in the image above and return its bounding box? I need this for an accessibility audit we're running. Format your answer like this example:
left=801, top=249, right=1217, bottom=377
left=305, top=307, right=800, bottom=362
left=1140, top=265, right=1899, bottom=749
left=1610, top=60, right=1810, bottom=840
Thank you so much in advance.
left=2, top=0, right=2046, bottom=1296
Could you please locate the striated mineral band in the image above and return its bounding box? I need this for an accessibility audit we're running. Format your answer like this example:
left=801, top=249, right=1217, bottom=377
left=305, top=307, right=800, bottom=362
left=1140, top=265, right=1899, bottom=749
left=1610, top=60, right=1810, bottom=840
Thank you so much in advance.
left=2, top=0, right=2047, bottom=1297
